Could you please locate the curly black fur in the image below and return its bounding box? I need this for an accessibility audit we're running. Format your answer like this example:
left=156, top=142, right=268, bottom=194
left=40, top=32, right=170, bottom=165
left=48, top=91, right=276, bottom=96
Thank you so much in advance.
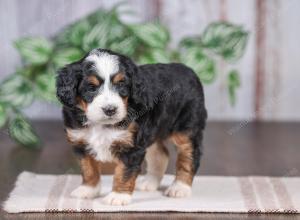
left=56, top=48, right=207, bottom=181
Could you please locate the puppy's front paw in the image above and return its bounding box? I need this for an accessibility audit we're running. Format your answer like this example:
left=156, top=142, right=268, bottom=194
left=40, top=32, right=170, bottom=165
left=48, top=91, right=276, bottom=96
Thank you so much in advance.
left=164, top=181, right=191, bottom=198
left=70, top=184, right=100, bottom=199
left=102, top=192, right=132, bottom=206
left=136, top=175, right=161, bottom=191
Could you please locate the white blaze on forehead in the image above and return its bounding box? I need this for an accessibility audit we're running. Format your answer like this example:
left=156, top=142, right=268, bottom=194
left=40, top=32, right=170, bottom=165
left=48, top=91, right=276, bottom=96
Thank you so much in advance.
left=86, top=53, right=119, bottom=79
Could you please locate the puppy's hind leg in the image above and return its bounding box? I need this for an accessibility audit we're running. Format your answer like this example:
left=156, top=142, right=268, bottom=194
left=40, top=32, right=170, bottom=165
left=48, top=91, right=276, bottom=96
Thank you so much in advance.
left=164, top=132, right=202, bottom=198
left=136, top=141, right=169, bottom=191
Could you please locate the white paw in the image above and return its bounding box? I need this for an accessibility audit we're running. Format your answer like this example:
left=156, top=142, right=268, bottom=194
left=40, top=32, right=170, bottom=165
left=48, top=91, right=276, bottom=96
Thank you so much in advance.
left=136, top=175, right=161, bottom=191
left=164, top=181, right=192, bottom=198
left=70, top=184, right=100, bottom=199
left=102, top=192, right=132, bottom=206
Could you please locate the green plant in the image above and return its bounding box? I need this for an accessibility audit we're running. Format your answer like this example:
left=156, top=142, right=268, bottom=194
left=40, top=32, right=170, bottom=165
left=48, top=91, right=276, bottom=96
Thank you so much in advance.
left=0, top=6, right=248, bottom=148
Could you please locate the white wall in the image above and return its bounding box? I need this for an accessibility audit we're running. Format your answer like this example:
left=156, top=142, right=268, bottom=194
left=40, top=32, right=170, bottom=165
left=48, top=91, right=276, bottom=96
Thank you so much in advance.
left=0, top=0, right=299, bottom=121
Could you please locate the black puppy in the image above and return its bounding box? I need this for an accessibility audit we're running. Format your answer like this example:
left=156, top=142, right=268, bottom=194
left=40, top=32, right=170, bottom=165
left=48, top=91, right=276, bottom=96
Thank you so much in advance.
left=56, top=48, right=207, bottom=205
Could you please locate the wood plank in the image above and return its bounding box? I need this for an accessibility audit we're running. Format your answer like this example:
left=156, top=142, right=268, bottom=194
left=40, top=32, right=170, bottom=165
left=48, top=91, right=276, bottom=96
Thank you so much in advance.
left=261, top=0, right=300, bottom=121
left=0, top=120, right=299, bottom=219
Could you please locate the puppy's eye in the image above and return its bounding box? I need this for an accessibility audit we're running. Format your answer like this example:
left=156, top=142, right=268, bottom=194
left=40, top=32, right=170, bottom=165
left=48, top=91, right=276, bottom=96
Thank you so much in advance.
left=117, top=80, right=125, bottom=86
left=87, top=84, right=98, bottom=92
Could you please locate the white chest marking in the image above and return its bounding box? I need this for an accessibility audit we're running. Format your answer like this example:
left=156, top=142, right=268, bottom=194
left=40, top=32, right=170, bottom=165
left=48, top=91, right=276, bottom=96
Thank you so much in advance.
left=67, top=125, right=130, bottom=162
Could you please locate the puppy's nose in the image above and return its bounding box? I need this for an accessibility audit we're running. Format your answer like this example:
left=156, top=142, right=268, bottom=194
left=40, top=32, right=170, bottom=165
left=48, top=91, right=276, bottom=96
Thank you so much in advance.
left=102, top=105, right=117, bottom=117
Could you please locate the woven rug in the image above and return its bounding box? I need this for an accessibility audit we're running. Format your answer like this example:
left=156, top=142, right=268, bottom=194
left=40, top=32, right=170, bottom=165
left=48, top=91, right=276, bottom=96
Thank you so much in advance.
left=3, top=172, right=299, bottom=213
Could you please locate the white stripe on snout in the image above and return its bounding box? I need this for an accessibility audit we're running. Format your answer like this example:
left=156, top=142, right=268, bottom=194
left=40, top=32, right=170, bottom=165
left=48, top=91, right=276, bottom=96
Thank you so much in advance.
left=101, top=81, right=120, bottom=106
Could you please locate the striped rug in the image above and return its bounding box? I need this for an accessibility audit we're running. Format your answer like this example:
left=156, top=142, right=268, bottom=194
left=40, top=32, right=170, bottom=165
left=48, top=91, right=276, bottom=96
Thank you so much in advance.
left=3, top=172, right=300, bottom=213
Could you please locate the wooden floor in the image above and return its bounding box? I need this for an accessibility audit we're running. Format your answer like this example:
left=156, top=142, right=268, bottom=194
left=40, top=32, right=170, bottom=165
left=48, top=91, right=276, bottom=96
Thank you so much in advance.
left=0, top=121, right=299, bottom=219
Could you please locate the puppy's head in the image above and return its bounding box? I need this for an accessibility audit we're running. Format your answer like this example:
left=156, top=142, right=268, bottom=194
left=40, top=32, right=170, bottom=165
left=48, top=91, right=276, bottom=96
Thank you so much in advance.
left=56, top=49, right=139, bottom=125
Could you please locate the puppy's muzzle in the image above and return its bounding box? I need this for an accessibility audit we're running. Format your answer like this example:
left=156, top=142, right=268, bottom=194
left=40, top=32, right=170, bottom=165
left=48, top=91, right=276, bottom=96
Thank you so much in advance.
left=102, top=105, right=117, bottom=117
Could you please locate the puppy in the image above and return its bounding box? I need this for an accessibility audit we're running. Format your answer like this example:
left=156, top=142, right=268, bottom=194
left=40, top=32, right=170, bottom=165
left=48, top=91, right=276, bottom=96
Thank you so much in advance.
left=56, top=48, right=207, bottom=205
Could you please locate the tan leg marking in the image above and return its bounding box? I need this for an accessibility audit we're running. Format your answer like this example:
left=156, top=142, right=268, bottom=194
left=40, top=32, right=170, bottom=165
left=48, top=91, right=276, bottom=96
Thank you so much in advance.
left=71, top=155, right=101, bottom=199
left=164, top=132, right=193, bottom=198
left=171, top=132, right=194, bottom=186
left=81, top=155, right=101, bottom=186
left=103, top=123, right=139, bottom=205
left=113, top=160, right=137, bottom=194
left=102, top=159, right=138, bottom=205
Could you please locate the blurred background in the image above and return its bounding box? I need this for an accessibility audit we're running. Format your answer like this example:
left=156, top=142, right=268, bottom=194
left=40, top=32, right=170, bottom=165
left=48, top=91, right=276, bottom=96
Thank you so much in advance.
left=0, top=0, right=300, bottom=149
left=1, top=0, right=299, bottom=123
left=0, top=2, right=300, bottom=211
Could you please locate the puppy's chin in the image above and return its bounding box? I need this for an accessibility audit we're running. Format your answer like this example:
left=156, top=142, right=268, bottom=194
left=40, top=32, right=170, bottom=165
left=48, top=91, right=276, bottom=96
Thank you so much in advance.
left=87, top=116, right=125, bottom=126
left=101, top=118, right=122, bottom=125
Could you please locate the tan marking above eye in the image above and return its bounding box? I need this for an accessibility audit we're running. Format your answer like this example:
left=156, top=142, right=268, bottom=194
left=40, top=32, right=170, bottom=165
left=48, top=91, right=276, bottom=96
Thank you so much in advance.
left=87, top=75, right=101, bottom=86
left=112, top=72, right=125, bottom=84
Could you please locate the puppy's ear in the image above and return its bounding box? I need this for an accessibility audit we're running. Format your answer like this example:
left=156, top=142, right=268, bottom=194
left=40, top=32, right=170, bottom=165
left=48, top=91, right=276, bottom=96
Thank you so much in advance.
left=120, top=56, right=153, bottom=108
left=56, top=63, right=82, bottom=108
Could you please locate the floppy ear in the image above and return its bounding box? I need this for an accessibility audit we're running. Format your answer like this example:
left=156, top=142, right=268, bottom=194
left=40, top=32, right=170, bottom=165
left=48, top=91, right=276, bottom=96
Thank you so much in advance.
left=56, top=63, right=82, bottom=108
left=120, top=56, right=153, bottom=109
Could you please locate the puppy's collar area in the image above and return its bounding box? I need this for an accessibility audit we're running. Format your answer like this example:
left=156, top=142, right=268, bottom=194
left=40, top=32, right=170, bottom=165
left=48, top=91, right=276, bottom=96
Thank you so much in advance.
left=103, top=119, right=132, bottom=130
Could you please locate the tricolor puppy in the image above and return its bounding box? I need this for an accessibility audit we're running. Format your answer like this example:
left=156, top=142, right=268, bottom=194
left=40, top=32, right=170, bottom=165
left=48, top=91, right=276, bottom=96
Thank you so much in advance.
left=56, top=48, right=207, bottom=206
